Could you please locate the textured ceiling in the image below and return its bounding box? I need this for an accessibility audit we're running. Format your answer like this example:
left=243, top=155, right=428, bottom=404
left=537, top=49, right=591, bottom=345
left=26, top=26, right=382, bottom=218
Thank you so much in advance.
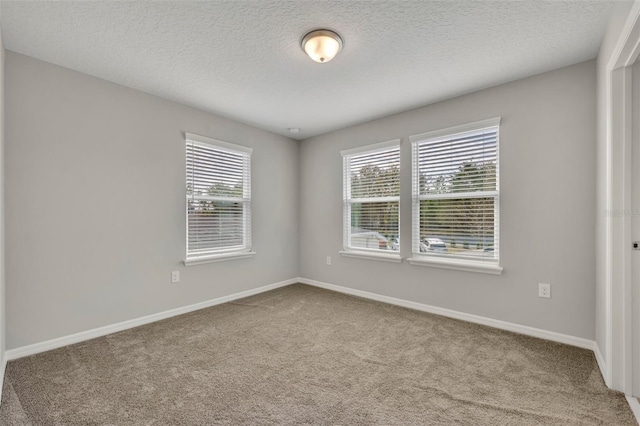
left=0, top=0, right=615, bottom=140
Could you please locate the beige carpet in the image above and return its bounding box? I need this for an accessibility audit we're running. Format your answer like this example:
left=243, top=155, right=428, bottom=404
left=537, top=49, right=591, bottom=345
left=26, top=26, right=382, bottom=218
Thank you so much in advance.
left=0, top=284, right=635, bottom=425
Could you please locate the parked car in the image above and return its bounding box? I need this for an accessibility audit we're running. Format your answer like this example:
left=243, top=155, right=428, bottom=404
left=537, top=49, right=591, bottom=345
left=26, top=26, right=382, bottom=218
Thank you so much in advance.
left=420, top=238, right=447, bottom=253
left=467, top=247, right=495, bottom=257
left=390, top=237, right=399, bottom=251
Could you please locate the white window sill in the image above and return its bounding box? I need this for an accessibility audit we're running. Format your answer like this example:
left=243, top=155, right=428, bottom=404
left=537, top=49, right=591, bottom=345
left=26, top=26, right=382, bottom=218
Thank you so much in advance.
left=184, top=251, right=256, bottom=266
left=339, top=250, right=403, bottom=263
left=407, top=256, right=503, bottom=275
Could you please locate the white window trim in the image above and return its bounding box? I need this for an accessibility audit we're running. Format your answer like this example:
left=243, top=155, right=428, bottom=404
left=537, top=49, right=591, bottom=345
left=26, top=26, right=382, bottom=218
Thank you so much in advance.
left=408, top=117, right=501, bottom=144
left=340, top=139, right=400, bottom=157
left=341, top=139, right=402, bottom=262
left=407, top=256, right=503, bottom=275
left=185, top=132, right=253, bottom=154
left=339, top=250, right=403, bottom=263
left=184, top=250, right=256, bottom=267
left=410, top=118, right=502, bottom=273
left=184, top=132, right=253, bottom=265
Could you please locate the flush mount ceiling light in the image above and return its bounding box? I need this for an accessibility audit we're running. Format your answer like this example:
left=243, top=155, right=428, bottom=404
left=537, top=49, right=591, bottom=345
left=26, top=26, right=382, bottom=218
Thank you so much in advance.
left=301, top=29, right=343, bottom=63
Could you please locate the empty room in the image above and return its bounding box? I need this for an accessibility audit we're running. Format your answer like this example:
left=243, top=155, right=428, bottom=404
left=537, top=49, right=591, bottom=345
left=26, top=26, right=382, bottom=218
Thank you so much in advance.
left=0, top=0, right=639, bottom=424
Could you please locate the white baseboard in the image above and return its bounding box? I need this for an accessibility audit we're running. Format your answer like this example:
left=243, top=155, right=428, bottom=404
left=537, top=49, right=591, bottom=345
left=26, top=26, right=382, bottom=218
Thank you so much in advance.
left=593, top=341, right=610, bottom=386
left=5, top=278, right=298, bottom=361
left=2, top=276, right=599, bottom=369
left=626, top=395, right=640, bottom=425
left=297, top=277, right=595, bottom=350
left=0, top=352, right=6, bottom=407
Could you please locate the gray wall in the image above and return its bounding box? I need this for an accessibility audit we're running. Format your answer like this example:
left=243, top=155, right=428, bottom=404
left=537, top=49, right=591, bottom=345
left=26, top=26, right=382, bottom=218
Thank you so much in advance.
left=5, top=52, right=299, bottom=349
left=633, top=60, right=640, bottom=398
left=0, top=28, right=6, bottom=379
left=299, top=60, right=597, bottom=339
left=2, top=49, right=603, bottom=349
left=595, top=0, right=634, bottom=366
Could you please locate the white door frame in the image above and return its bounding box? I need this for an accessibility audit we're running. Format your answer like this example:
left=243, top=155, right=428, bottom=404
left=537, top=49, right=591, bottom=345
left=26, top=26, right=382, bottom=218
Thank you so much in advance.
left=606, top=1, right=640, bottom=395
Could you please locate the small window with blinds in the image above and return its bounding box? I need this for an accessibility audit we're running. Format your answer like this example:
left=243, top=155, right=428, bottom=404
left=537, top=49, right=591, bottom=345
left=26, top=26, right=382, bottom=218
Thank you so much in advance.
left=411, top=118, right=500, bottom=263
left=185, top=133, right=252, bottom=264
left=341, top=140, right=401, bottom=256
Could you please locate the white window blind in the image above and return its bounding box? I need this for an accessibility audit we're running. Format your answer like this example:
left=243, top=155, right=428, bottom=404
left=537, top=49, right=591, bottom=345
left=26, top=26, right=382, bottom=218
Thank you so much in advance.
left=411, top=118, right=500, bottom=262
left=186, top=133, right=252, bottom=261
left=342, top=140, right=400, bottom=254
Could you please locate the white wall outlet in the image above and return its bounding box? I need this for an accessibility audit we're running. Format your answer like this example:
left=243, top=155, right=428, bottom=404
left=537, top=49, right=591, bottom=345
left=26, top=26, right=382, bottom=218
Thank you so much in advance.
left=171, top=271, right=180, bottom=283
left=326, top=256, right=332, bottom=266
left=538, top=283, right=551, bottom=298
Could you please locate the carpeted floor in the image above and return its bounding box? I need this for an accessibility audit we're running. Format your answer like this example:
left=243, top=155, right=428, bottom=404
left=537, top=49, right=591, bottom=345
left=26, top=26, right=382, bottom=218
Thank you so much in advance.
left=0, top=284, right=635, bottom=425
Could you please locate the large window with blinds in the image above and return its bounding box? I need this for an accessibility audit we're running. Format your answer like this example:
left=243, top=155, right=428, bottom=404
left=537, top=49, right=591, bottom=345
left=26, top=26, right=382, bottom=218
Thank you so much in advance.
left=185, top=133, right=252, bottom=264
left=341, top=140, right=400, bottom=256
left=411, top=118, right=500, bottom=264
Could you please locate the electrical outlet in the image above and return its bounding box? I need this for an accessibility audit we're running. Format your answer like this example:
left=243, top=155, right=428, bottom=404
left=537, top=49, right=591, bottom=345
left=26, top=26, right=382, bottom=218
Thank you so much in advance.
left=326, top=256, right=332, bottom=266
left=172, top=271, right=180, bottom=283
left=538, top=283, right=551, bottom=299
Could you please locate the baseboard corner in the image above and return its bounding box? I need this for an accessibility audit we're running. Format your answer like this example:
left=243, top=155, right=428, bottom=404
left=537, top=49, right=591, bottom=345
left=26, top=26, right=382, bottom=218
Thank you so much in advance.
left=593, top=341, right=610, bottom=387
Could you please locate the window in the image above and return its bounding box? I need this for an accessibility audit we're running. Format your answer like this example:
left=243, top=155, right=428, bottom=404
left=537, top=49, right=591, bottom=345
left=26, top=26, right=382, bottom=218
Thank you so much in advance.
left=185, top=133, right=253, bottom=265
left=341, top=140, right=401, bottom=261
left=410, top=118, right=501, bottom=271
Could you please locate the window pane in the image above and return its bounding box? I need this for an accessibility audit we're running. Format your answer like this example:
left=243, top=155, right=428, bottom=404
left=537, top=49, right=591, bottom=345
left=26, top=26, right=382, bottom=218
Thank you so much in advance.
left=350, top=201, right=399, bottom=251
left=187, top=144, right=247, bottom=198
left=418, top=129, right=497, bottom=196
left=420, top=162, right=496, bottom=195
left=188, top=200, right=245, bottom=252
left=419, top=197, right=496, bottom=259
left=350, top=153, right=400, bottom=198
